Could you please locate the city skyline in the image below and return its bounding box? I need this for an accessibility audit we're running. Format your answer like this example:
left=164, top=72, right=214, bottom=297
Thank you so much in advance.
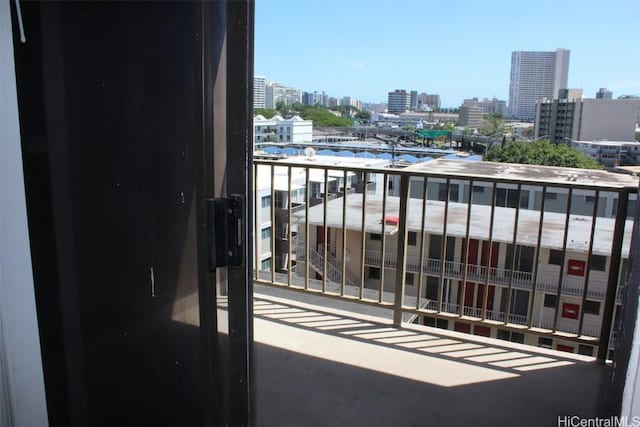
left=255, top=0, right=640, bottom=107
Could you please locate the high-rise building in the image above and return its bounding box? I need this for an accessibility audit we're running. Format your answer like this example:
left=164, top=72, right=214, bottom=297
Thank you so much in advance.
left=417, top=93, right=441, bottom=110
left=266, top=82, right=301, bottom=108
left=596, top=88, right=613, bottom=99
left=388, top=90, right=411, bottom=114
left=534, top=92, right=640, bottom=143
left=254, top=76, right=267, bottom=109
left=302, top=91, right=327, bottom=106
left=508, top=48, right=570, bottom=120
left=410, top=90, right=418, bottom=111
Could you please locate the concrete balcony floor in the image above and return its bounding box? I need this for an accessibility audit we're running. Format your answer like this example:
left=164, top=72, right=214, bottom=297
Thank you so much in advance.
left=253, top=284, right=609, bottom=427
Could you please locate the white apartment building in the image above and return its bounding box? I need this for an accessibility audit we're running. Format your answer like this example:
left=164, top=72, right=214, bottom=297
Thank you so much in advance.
left=509, top=48, right=570, bottom=120
left=254, top=75, right=266, bottom=109
left=569, top=139, right=640, bottom=167
left=254, top=155, right=390, bottom=273
left=266, top=82, right=302, bottom=108
left=253, top=114, right=313, bottom=145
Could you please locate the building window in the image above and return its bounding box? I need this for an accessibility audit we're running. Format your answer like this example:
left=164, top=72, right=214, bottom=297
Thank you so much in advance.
left=548, top=249, right=563, bottom=265
left=286, top=135, right=291, bottom=142
left=584, top=300, right=600, bottom=315
left=438, top=183, right=459, bottom=201
left=545, top=192, right=557, bottom=200
left=472, top=185, right=485, bottom=194
left=405, top=272, right=414, bottom=286
left=279, top=134, right=283, bottom=141
left=370, top=233, right=382, bottom=241
left=369, top=267, right=380, bottom=280
left=408, top=231, right=417, bottom=246
left=261, top=258, right=272, bottom=270
left=589, top=254, right=606, bottom=271
left=538, top=337, right=553, bottom=349
left=544, top=294, right=557, bottom=308
left=585, top=195, right=595, bottom=203
left=261, top=227, right=271, bottom=240
left=261, top=195, right=271, bottom=208
left=578, top=345, right=594, bottom=357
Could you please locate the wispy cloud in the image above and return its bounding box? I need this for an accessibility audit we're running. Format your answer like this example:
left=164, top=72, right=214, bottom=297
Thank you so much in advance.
left=344, top=58, right=366, bottom=69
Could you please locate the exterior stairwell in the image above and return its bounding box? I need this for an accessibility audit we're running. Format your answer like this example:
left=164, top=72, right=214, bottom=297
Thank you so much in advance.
left=296, top=241, right=361, bottom=290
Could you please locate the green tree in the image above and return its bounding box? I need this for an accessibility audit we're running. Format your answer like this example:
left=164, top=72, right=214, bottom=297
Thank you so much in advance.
left=480, top=113, right=505, bottom=136
left=275, top=99, right=286, bottom=111
left=299, top=105, right=352, bottom=127
left=635, top=131, right=640, bottom=142
left=485, top=140, right=602, bottom=169
left=355, top=110, right=371, bottom=121
left=254, top=108, right=277, bottom=118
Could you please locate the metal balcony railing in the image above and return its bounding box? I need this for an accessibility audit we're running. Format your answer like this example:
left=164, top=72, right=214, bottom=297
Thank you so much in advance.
left=253, top=158, right=638, bottom=362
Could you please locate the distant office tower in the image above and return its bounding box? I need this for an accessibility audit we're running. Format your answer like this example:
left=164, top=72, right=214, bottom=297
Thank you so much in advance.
left=410, top=90, right=418, bottom=110
left=302, top=91, right=327, bottom=106
left=388, top=90, right=411, bottom=114
left=254, top=76, right=266, bottom=109
left=508, top=48, right=570, bottom=120
left=596, top=88, right=613, bottom=99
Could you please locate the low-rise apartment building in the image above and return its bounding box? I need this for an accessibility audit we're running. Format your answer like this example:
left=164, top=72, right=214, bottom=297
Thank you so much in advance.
left=284, top=159, right=637, bottom=357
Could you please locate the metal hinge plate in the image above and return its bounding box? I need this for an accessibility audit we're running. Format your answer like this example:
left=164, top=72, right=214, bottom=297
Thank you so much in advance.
left=206, top=195, right=242, bottom=270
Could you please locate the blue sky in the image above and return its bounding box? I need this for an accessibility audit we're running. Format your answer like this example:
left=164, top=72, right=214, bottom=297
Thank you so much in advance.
left=255, top=0, right=640, bottom=107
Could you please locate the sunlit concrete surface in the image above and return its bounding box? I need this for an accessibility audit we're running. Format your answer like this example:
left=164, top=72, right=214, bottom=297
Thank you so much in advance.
left=254, top=285, right=608, bottom=427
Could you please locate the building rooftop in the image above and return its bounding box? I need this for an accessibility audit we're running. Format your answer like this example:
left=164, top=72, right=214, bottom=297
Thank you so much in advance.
left=406, top=159, right=639, bottom=189
left=294, top=192, right=633, bottom=257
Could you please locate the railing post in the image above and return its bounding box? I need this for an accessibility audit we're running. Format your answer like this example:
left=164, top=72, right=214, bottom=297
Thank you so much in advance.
left=393, top=174, right=410, bottom=326
left=598, top=190, right=630, bottom=362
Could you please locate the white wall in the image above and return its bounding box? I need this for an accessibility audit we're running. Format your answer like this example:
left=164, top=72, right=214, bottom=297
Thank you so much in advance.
left=0, top=2, right=49, bottom=425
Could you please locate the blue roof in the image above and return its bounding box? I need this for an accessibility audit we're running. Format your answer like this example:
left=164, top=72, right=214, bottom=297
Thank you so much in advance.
left=377, top=153, right=393, bottom=159
left=418, top=156, right=433, bottom=162
left=263, top=146, right=281, bottom=154
left=281, top=147, right=297, bottom=155
left=336, top=150, right=355, bottom=157
left=356, top=151, right=377, bottom=159
left=398, top=154, right=418, bottom=163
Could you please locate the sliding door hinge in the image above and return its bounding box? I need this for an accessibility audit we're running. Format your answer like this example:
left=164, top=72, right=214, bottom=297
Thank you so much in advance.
left=206, top=195, right=243, bottom=270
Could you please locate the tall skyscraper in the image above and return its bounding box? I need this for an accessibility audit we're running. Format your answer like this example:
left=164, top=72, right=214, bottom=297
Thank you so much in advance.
left=508, top=48, right=570, bottom=120
left=253, top=76, right=266, bottom=109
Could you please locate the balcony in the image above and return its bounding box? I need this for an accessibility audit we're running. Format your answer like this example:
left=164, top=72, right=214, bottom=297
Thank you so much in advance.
left=251, top=284, right=606, bottom=426
left=254, top=157, right=638, bottom=362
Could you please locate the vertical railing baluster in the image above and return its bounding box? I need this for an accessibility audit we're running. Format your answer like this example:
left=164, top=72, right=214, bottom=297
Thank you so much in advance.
left=304, top=167, right=310, bottom=290
left=341, top=170, right=348, bottom=296
left=578, top=190, right=600, bottom=336
left=416, top=177, right=428, bottom=311
left=359, top=172, right=368, bottom=300
left=438, top=179, right=451, bottom=313
left=270, top=164, right=276, bottom=284
left=394, top=174, right=411, bottom=325
left=287, top=166, right=293, bottom=286
left=460, top=180, right=474, bottom=317
left=481, top=182, right=498, bottom=321
left=552, top=187, right=573, bottom=333
left=528, top=185, right=547, bottom=328
left=505, top=184, right=522, bottom=325
left=322, top=169, right=329, bottom=293
left=379, top=173, right=389, bottom=304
